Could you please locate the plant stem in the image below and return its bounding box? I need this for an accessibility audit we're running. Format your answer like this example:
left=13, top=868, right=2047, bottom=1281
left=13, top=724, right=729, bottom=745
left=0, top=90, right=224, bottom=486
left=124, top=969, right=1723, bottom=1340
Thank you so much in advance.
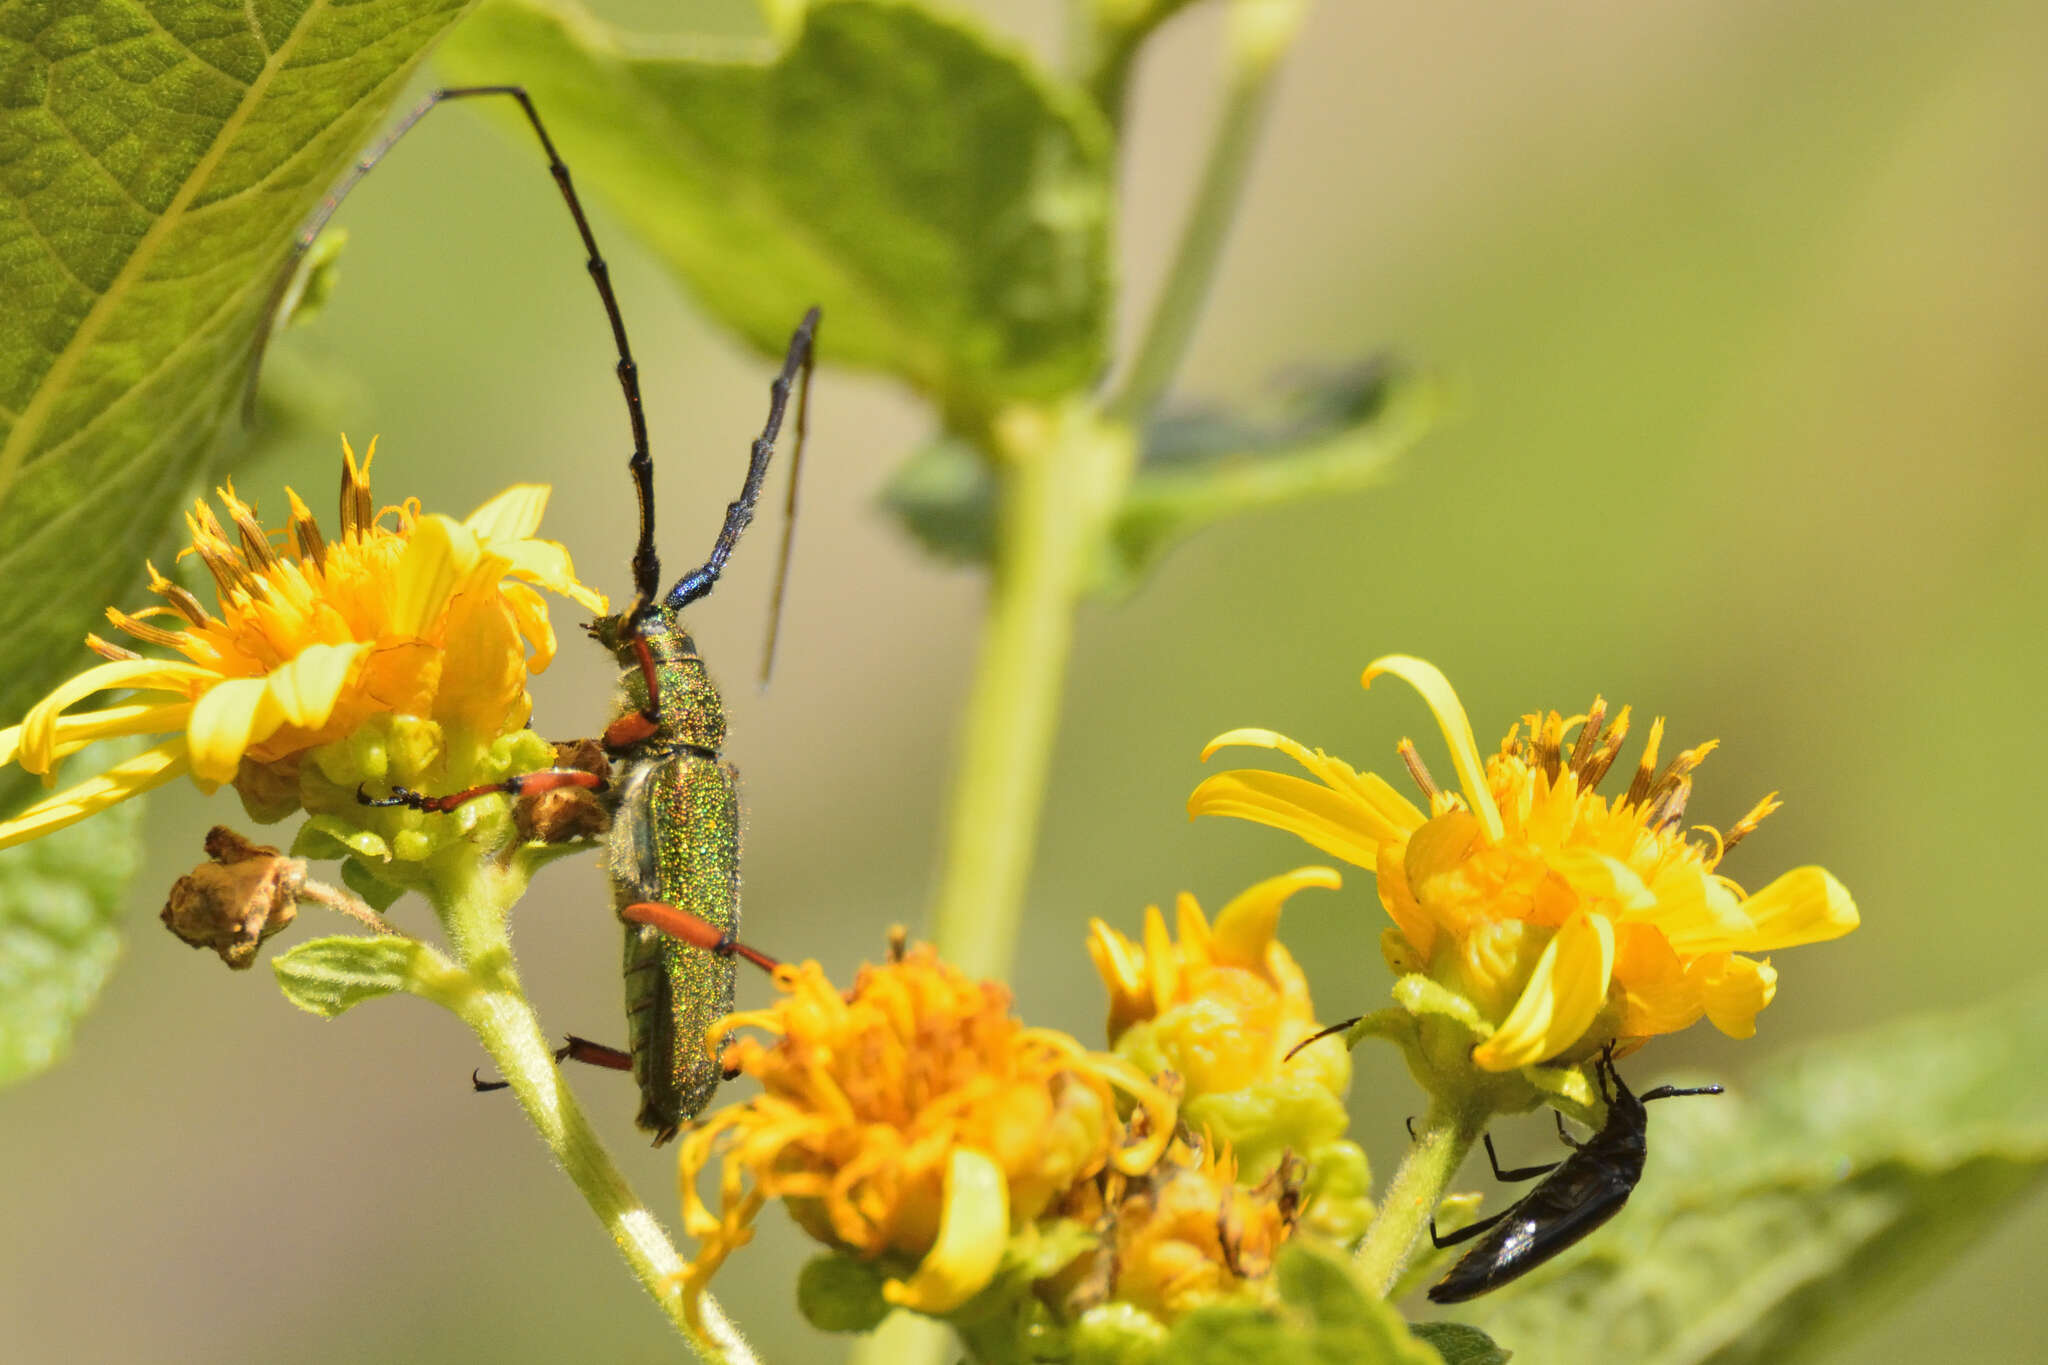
left=1106, top=0, right=1307, bottom=425
left=927, top=405, right=1135, bottom=977
left=431, top=858, right=756, bottom=1363
left=1353, top=1093, right=1489, bottom=1295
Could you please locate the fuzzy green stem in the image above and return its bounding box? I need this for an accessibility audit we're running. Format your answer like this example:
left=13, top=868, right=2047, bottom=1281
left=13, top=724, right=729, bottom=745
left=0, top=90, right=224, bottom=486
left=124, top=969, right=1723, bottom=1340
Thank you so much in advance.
left=1353, top=1093, right=1489, bottom=1295
left=927, top=405, right=1136, bottom=976
left=429, top=858, right=755, bottom=1363
left=1106, top=0, right=1307, bottom=424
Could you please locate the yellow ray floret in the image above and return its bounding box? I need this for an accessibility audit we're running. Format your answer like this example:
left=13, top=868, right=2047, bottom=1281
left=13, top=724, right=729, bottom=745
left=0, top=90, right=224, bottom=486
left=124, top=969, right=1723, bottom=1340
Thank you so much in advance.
left=1191, top=656, right=1859, bottom=1070
left=676, top=944, right=1175, bottom=1319
left=0, top=439, right=605, bottom=847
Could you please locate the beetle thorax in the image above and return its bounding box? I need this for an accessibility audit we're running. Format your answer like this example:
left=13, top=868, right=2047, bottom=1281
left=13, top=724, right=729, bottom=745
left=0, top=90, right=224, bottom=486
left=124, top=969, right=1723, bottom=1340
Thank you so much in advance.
left=610, top=609, right=726, bottom=753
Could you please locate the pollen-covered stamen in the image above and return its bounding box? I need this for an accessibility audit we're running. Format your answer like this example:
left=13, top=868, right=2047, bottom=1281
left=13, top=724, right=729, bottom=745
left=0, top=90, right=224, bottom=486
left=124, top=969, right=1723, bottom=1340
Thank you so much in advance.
left=220, top=485, right=280, bottom=574
left=145, top=564, right=214, bottom=628
left=1397, top=738, right=1441, bottom=802
left=185, top=503, right=260, bottom=603
left=339, top=438, right=376, bottom=541
left=84, top=634, right=140, bottom=662
left=1719, top=791, right=1782, bottom=857
left=1531, top=710, right=1568, bottom=782
left=286, top=489, right=326, bottom=566
left=1622, top=716, right=1667, bottom=807
left=1567, top=697, right=1608, bottom=774
left=1640, top=741, right=1718, bottom=828
left=106, top=608, right=185, bottom=650
left=1576, top=703, right=1633, bottom=789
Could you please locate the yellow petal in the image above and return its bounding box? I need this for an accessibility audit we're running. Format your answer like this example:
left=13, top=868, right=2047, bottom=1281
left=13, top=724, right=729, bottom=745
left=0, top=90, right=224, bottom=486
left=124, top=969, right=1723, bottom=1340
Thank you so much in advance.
left=264, top=641, right=369, bottom=728
left=1472, top=909, right=1616, bottom=1071
left=17, top=659, right=213, bottom=777
left=1735, top=867, right=1859, bottom=950
left=882, top=1147, right=1008, bottom=1313
left=1211, top=866, right=1341, bottom=970
left=185, top=677, right=285, bottom=784
left=1611, top=922, right=1703, bottom=1037
left=1188, top=769, right=1387, bottom=868
left=0, top=701, right=189, bottom=770
left=0, top=741, right=191, bottom=849
left=1362, top=655, right=1504, bottom=842
left=499, top=536, right=608, bottom=615
left=1200, top=727, right=1425, bottom=842
left=500, top=580, right=561, bottom=674
left=463, top=484, right=550, bottom=543
left=389, top=515, right=482, bottom=637
left=1691, top=953, right=1778, bottom=1037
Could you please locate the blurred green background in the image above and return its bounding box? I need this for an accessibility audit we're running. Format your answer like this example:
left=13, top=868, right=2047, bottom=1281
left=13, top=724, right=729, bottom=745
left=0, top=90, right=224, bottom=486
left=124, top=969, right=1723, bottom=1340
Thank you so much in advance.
left=4, top=0, right=2044, bottom=1359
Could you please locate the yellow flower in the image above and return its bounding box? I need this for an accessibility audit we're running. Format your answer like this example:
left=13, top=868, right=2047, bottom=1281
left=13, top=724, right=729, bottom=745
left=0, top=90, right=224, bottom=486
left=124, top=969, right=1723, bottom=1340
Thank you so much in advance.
left=1060, top=1136, right=1304, bottom=1326
left=677, top=943, right=1174, bottom=1323
left=1087, top=870, right=1352, bottom=1165
left=1189, top=655, right=1859, bottom=1071
left=0, top=440, right=604, bottom=849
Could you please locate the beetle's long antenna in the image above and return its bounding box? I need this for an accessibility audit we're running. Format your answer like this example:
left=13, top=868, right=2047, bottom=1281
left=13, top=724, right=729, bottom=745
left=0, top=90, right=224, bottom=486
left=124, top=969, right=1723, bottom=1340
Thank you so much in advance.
left=664, top=309, right=821, bottom=614
left=248, top=86, right=658, bottom=614
left=758, top=334, right=817, bottom=686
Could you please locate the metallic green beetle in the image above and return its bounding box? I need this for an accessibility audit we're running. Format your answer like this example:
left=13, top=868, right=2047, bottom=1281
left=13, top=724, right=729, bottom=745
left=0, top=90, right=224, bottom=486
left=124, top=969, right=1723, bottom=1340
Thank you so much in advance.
left=336, top=86, right=818, bottom=1142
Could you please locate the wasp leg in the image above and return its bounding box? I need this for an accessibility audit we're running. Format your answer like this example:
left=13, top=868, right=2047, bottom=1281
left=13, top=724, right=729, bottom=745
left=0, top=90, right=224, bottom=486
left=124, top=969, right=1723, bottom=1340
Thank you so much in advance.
left=1429, top=1207, right=1514, bottom=1250
left=1484, top=1132, right=1561, bottom=1183
left=359, top=767, right=607, bottom=812
left=474, top=1034, right=634, bottom=1091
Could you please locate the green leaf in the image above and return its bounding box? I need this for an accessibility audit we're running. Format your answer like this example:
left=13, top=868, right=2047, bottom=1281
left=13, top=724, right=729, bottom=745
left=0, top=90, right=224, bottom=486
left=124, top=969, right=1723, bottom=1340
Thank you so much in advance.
left=1166, top=1242, right=1446, bottom=1365
left=884, top=365, right=1440, bottom=590
left=1440, top=978, right=2048, bottom=1364
left=271, top=934, right=441, bottom=1018
left=0, top=785, right=141, bottom=1086
left=435, top=0, right=1112, bottom=413
left=796, top=1253, right=891, bottom=1333
left=1411, top=1322, right=1511, bottom=1365
left=0, top=0, right=474, bottom=808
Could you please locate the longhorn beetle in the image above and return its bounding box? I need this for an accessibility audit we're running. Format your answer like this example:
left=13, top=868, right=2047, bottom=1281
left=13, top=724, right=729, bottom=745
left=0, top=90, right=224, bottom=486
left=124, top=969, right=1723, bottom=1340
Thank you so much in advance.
left=1424, top=1046, right=1722, bottom=1303
left=294, top=86, right=819, bottom=1143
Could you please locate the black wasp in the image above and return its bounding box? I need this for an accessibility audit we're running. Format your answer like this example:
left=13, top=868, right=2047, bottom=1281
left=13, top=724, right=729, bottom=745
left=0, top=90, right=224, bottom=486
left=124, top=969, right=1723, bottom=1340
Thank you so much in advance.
left=1426, top=1046, right=1722, bottom=1304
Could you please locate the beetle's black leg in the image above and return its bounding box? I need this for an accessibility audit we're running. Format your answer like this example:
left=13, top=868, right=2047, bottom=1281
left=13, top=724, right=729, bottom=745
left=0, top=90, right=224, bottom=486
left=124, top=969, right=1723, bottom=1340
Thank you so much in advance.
left=1484, top=1132, right=1561, bottom=1183
left=1286, top=1014, right=1363, bottom=1065
left=1429, top=1207, right=1514, bottom=1250
left=1640, top=1083, right=1725, bottom=1103
left=1553, top=1108, right=1586, bottom=1149
left=475, top=1035, right=633, bottom=1091
left=1405, top=1115, right=1418, bottom=1141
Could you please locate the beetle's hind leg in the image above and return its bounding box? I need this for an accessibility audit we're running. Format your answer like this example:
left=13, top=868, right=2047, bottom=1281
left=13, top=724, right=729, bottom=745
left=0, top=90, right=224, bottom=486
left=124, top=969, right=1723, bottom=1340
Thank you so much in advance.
left=1484, top=1132, right=1562, bottom=1183
left=1429, top=1207, right=1514, bottom=1250
left=474, top=1035, right=633, bottom=1092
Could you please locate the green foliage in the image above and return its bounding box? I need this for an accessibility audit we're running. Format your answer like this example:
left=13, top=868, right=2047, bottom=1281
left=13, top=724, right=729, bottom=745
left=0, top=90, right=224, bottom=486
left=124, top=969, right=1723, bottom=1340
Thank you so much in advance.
left=0, top=0, right=473, bottom=808
left=0, top=790, right=139, bottom=1085
left=1438, top=979, right=2048, bottom=1363
left=272, top=934, right=440, bottom=1018
left=886, top=367, right=1440, bottom=590
left=797, top=1253, right=892, bottom=1333
left=1410, top=1322, right=1510, bottom=1365
left=1165, top=1242, right=1468, bottom=1364
left=436, top=0, right=1112, bottom=418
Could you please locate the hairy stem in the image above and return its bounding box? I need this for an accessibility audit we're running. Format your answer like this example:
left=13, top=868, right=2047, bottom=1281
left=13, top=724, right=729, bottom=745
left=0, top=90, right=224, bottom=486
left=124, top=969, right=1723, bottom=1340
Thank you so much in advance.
left=431, top=857, right=755, bottom=1363
left=1107, top=0, right=1308, bottom=423
left=1353, top=1093, right=1489, bottom=1294
left=927, top=405, right=1135, bottom=977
